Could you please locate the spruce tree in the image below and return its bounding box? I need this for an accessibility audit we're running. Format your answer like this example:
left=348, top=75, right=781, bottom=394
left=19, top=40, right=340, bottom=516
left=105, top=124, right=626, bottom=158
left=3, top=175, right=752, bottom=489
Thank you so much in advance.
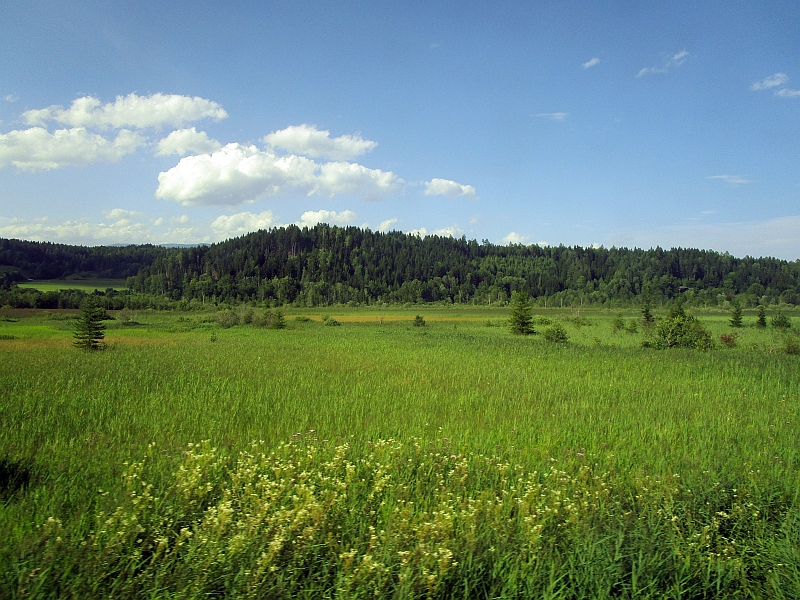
left=756, top=305, right=767, bottom=328
left=508, top=291, right=534, bottom=335
left=73, top=296, right=106, bottom=350
left=641, top=297, right=654, bottom=326
left=729, top=299, right=743, bottom=328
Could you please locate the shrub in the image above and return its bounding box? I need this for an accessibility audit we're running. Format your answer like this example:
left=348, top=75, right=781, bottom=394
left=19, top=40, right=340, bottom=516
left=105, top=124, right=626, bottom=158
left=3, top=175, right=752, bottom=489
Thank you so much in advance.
left=626, top=319, right=638, bottom=334
left=294, top=316, right=312, bottom=322
left=612, top=315, right=625, bottom=333
left=252, top=310, right=274, bottom=328
left=786, top=335, right=800, bottom=356
left=719, top=333, right=738, bottom=348
left=771, top=311, right=791, bottom=329
left=543, top=323, right=568, bottom=343
left=324, top=317, right=341, bottom=327
left=216, top=310, right=240, bottom=329
left=652, top=301, right=713, bottom=350
left=412, top=315, right=426, bottom=327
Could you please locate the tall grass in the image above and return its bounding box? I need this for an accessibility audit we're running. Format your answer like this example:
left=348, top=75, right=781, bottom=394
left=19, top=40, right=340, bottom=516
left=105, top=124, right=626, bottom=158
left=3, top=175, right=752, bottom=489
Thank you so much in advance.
left=1, top=309, right=798, bottom=597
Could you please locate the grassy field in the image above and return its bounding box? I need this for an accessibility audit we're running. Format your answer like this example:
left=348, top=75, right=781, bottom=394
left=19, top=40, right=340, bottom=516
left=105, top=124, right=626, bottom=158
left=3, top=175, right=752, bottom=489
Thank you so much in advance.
left=16, top=278, right=129, bottom=292
left=1, top=306, right=798, bottom=597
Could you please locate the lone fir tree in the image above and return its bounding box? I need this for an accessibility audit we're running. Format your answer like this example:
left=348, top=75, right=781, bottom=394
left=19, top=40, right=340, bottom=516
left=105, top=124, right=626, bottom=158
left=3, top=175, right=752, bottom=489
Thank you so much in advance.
left=508, top=290, right=535, bottom=335
left=729, top=298, right=743, bottom=328
left=756, top=305, right=767, bottom=329
left=73, top=296, right=106, bottom=350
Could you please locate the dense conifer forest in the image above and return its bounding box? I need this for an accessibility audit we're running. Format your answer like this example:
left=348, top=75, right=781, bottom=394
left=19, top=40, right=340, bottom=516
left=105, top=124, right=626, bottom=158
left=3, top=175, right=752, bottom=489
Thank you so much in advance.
left=2, top=225, right=799, bottom=309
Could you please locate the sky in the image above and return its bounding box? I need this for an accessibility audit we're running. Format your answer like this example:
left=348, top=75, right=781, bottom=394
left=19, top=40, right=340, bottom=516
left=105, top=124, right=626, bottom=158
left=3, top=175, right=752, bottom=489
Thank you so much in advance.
left=1, top=1, right=799, bottom=259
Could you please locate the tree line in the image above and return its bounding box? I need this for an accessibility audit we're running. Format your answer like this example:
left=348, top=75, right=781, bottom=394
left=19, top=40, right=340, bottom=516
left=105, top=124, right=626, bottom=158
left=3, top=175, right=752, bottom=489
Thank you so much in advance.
left=2, top=225, right=799, bottom=308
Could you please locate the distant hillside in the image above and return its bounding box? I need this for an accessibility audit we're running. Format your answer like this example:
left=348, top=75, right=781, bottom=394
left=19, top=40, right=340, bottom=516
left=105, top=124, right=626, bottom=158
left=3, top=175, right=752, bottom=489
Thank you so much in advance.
left=123, top=224, right=800, bottom=307
left=3, top=227, right=798, bottom=307
left=0, top=239, right=173, bottom=280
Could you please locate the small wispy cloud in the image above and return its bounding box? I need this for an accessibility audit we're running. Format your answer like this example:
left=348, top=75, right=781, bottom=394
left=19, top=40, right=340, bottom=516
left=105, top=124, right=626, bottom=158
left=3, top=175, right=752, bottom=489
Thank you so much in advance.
left=750, top=73, right=800, bottom=98
left=4, top=94, right=18, bottom=103
left=582, top=57, right=600, bottom=69
left=775, top=88, right=800, bottom=98
left=707, top=175, right=754, bottom=186
left=637, top=50, right=689, bottom=77
left=751, top=73, right=788, bottom=91
left=536, top=112, right=568, bottom=121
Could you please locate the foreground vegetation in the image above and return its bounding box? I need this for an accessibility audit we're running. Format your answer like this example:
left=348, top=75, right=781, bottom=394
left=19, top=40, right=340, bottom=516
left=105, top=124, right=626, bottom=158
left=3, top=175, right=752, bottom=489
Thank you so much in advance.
left=1, top=307, right=798, bottom=597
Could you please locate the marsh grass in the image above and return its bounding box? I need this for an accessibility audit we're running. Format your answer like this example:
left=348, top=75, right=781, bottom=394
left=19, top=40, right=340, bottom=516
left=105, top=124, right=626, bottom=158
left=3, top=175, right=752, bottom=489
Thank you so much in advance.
left=1, top=307, right=799, bottom=597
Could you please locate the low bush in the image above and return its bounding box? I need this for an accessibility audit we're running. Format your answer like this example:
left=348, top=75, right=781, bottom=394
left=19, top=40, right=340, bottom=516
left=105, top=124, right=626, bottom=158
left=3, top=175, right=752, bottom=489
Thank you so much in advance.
left=771, top=311, right=791, bottom=329
left=719, top=333, right=738, bottom=348
left=543, top=323, right=569, bottom=343
left=412, top=315, right=426, bottom=327
left=651, top=302, right=713, bottom=350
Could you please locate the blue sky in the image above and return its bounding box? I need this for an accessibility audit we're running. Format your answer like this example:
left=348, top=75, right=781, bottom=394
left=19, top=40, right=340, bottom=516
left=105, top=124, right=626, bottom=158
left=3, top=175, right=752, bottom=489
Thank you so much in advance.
left=1, top=1, right=799, bottom=259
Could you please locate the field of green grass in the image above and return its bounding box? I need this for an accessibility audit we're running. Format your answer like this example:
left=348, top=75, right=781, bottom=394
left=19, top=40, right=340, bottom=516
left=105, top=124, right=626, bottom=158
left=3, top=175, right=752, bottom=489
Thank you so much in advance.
left=1, top=307, right=798, bottom=598
left=16, top=278, right=129, bottom=292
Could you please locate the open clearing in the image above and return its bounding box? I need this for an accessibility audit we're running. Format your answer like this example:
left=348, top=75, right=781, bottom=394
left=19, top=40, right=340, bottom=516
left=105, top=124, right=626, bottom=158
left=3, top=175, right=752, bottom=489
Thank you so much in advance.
left=1, top=307, right=798, bottom=597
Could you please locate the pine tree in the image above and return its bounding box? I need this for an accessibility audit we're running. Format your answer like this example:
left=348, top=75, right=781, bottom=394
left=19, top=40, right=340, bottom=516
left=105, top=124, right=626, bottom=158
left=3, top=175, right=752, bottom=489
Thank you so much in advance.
left=73, top=296, right=106, bottom=350
left=508, top=291, right=534, bottom=335
left=641, top=297, right=654, bottom=326
left=756, top=305, right=767, bottom=328
left=729, top=299, right=743, bottom=328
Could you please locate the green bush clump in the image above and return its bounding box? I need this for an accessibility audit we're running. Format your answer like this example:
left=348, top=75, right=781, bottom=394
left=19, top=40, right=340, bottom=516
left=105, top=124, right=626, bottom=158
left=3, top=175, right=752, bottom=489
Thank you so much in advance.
left=215, top=310, right=240, bottom=329
left=412, top=315, right=426, bottom=327
left=543, top=323, right=569, bottom=343
left=771, top=311, right=791, bottom=329
left=324, top=317, right=341, bottom=327
left=649, top=301, right=713, bottom=350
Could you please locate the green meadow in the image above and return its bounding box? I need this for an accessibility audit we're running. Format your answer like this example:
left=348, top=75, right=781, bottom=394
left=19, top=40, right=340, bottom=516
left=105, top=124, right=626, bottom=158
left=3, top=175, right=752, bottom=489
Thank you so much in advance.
left=16, top=278, right=129, bottom=292
left=1, top=307, right=798, bottom=598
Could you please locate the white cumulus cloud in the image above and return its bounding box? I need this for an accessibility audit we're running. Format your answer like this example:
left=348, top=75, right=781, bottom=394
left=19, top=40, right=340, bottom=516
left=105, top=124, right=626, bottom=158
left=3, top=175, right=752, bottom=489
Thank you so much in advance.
left=377, top=218, right=399, bottom=232
left=582, top=57, right=600, bottom=69
left=296, top=209, right=356, bottom=228
left=424, top=178, right=476, bottom=199
left=317, top=161, right=402, bottom=200
left=0, top=127, right=145, bottom=172
left=22, top=93, right=227, bottom=130
left=501, top=232, right=530, bottom=245
left=155, top=127, right=222, bottom=156
left=409, top=224, right=464, bottom=238
left=264, top=124, right=377, bottom=160
left=210, top=210, right=281, bottom=238
left=751, top=73, right=789, bottom=91
left=156, top=143, right=402, bottom=206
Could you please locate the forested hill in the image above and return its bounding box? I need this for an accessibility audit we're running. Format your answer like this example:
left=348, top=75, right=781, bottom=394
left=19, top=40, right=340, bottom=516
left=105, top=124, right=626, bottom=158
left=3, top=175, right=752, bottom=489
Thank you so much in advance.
left=0, top=239, right=171, bottom=281
left=123, top=225, right=800, bottom=307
